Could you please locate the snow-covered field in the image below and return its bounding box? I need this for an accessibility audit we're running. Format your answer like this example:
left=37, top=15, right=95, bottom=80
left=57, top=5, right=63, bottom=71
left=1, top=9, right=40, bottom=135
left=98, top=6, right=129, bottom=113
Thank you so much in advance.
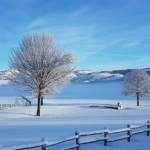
left=0, top=81, right=150, bottom=150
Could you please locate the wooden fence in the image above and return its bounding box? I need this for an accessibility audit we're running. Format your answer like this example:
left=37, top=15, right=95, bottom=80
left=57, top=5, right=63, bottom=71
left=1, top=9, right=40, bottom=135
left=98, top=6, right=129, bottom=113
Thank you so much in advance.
left=5, top=136, right=80, bottom=150
left=0, top=103, right=30, bottom=110
left=2, top=120, right=149, bottom=150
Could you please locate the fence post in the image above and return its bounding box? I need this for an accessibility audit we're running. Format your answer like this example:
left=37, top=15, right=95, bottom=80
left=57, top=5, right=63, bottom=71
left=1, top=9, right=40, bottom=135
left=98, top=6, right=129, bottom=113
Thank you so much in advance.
left=23, top=103, right=25, bottom=107
left=104, top=127, right=108, bottom=146
left=41, top=138, right=47, bottom=150
left=127, top=124, right=131, bottom=142
left=75, top=130, right=80, bottom=150
left=147, top=120, right=150, bottom=136
left=5, top=104, right=7, bottom=109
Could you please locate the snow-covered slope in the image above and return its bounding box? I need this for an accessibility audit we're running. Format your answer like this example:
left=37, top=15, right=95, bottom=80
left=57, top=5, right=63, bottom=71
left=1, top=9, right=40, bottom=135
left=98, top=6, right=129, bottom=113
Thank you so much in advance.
left=0, top=70, right=12, bottom=80
left=71, top=68, right=150, bottom=83
left=0, top=68, right=150, bottom=85
left=72, top=71, right=123, bottom=82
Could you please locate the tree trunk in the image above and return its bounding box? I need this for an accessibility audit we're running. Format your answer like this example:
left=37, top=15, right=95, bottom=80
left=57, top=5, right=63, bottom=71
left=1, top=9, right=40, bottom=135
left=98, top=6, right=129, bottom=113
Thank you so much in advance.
left=137, top=93, right=139, bottom=106
left=36, top=92, right=41, bottom=116
left=41, top=96, right=43, bottom=106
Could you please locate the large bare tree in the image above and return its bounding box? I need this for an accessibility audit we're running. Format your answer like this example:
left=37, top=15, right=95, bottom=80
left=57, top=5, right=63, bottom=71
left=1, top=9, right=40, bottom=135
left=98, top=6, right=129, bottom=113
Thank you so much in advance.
left=121, top=69, right=150, bottom=106
left=8, top=32, right=75, bottom=116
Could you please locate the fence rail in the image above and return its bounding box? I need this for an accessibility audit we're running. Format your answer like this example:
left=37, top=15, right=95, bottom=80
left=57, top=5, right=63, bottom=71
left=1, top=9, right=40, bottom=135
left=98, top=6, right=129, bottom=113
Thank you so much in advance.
left=1, top=120, right=150, bottom=150
left=0, top=103, right=30, bottom=110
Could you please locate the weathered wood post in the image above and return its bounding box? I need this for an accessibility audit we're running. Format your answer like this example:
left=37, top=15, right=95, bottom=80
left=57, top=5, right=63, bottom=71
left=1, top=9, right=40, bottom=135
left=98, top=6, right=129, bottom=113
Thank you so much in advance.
left=147, top=120, right=150, bottom=136
left=41, top=138, right=47, bottom=150
left=23, top=103, right=25, bottom=107
left=5, top=104, right=7, bottom=109
left=10, top=104, right=12, bottom=108
left=21, top=96, right=31, bottom=106
left=104, top=127, right=108, bottom=146
left=75, top=130, right=80, bottom=150
left=127, top=124, right=131, bottom=142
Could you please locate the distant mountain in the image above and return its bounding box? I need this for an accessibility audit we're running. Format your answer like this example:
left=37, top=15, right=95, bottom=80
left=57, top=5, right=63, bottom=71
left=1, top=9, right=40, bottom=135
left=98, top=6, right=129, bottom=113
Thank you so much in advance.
left=0, top=70, right=12, bottom=80
left=0, top=68, right=150, bottom=84
left=71, top=68, right=150, bottom=83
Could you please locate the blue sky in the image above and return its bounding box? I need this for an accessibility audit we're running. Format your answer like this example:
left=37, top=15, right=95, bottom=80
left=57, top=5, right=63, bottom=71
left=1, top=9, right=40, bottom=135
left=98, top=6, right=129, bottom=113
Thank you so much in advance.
left=1, top=0, right=150, bottom=71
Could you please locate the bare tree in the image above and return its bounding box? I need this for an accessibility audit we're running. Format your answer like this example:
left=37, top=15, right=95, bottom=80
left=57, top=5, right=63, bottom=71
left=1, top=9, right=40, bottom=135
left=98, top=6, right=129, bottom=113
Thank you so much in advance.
left=121, top=69, right=150, bottom=106
left=8, top=32, right=76, bottom=116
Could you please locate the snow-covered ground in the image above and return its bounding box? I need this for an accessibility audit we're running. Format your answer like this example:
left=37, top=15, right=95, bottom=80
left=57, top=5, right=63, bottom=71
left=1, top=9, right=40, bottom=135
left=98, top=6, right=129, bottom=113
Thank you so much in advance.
left=0, top=80, right=150, bottom=149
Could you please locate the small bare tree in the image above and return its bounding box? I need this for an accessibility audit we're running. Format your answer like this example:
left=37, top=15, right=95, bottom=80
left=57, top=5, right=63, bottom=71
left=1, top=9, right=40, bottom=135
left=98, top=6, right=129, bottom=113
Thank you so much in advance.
left=121, top=69, right=150, bottom=106
left=8, top=32, right=76, bottom=116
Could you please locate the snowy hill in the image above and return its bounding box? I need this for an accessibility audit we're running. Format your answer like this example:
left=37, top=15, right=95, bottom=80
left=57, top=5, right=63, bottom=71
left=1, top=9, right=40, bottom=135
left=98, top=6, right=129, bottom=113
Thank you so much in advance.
left=71, top=68, right=150, bottom=83
left=1, top=68, right=150, bottom=85
left=72, top=70, right=123, bottom=82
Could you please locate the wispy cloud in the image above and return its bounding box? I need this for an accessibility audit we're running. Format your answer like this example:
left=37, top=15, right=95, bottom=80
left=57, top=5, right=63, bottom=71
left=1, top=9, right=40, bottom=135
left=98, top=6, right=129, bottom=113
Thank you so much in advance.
left=74, top=49, right=103, bottom=62
left=123, top=42, right=139, bottom=48
left=25, top=18, right=49, bottom=29
left=83, top=45, right=106, bottom=50
left=71, top=6, right=89, bottom=17
left=98, top=52, right=150, bottom=58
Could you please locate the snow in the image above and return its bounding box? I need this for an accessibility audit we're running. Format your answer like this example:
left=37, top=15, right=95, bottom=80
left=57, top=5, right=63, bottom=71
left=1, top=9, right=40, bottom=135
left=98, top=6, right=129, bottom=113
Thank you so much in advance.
left=107, top=135, right=130, bottom=142
left=0, top=80, right=9, bottom=86
left=79, top=130, right=107, bottom=136
left=108, top=128, right=131, bottom=134
left=130, top=122, right=150, bottom=129
left=79, top=137, right=108, bottom=144
left=0, top=79, right=150, bottom=149
left=102, top=75, right=123, bottom=81
left=75, top=70, right=96, bottom=74
left=143, top=68, right=150, bottom=72
left=72, top=72, right=123, bottom=82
